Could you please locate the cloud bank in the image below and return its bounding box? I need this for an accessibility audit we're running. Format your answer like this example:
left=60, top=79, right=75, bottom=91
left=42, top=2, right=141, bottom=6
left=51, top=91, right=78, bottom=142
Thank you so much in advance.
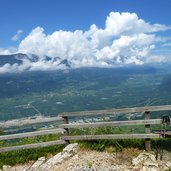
left=0, top=12, right=171, bottom=73
left=11, top=30, right=23, bottom=41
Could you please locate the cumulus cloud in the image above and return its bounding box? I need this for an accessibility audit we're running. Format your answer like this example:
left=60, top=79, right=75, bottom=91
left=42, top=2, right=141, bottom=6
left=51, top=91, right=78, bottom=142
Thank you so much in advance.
left=0, top=12, right=171, bottom=73
left=0, top=47, right=18, bottom=55
left=11, top=29, right=23, bottom=41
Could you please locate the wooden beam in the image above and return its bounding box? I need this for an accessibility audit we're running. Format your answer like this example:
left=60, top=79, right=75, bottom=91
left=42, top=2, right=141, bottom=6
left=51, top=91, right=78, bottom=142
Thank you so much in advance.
left=0, top=128, right=65, bottom=141
left=59, top=105, right=171, bottom=117
left=60, top=119, right=161, bottom=129
left=0, top=116, right=64, bottom=128
left=145, top=111, right=151, bottom=152
left=165, top=131, right=171, bottom=136
left=0, top=140, right=66, bottom=152
left=62, top=116, right=70, bottom=144
left=62, top=134, right=160, bottom=141
left=145, top=112, right=151, bottom=134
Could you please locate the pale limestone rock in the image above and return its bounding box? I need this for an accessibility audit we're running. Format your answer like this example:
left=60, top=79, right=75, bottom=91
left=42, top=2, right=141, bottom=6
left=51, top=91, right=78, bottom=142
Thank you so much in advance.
left=140, top=166, right=160, bottom=171
left=63, top=143, right=80, bottom=154
left=2, top=165, right=11, bottom=171
left=132, top=151, right=157, bottom=166
left=37, top=152, right=63, bottom=171
left=166, top=161, right=171, bottom=168
left=28, top=157, right=46, bottom=171
left=144, top=161, right=158, bottom=167
left=36, top=143, right=80, bottom=171
left=131, top=151, right=166, bottom=171
left=7, top=145, right=171, bottom=171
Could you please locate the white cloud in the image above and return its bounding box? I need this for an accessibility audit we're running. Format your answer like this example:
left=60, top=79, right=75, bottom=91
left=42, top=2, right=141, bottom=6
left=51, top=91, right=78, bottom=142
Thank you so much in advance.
left=0, top=47, right=18, bottom=55
left=105, top=12, right=169, bottom=34
left=0, top=12, right=171, bottom=73
left=162, top=42, right=171, bottom=47
left=11, top=29, right=23, bottom=41
left=145, top=55, right=168, bottom=63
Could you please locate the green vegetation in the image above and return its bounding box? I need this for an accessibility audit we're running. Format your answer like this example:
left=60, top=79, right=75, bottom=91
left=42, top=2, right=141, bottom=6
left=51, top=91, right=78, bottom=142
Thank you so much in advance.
left=0, top=66, right=171, bottom=167
left=0, top=145, right=64, bottom=167
left=0, top=66, right=171, bottom=121
left=0, top=125, right=170, bottom=167
left=69, top=124, right=162, bottom=151
left=0, top=133, right=65, bottom=167
left=0, top=134, right=143, bottom=167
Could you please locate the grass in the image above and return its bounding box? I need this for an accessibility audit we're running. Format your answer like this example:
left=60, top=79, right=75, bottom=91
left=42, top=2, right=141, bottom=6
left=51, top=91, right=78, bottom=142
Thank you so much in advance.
left=0, top=125, right=170, bottom=168
left=0, top=144, right=65, bottom=167
left=0, top=133, right=65, bottom=167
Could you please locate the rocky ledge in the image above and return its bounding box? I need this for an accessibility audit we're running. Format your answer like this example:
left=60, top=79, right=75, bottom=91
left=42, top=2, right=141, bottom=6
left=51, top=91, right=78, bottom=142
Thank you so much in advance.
left=1, top=143, right=171, bottom=171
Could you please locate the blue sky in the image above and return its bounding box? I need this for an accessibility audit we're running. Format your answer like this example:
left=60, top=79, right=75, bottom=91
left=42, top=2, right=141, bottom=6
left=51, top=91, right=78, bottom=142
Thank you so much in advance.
left=0, top=0, right=171, bottom=47
left=0, top=0, right=171, bottom=73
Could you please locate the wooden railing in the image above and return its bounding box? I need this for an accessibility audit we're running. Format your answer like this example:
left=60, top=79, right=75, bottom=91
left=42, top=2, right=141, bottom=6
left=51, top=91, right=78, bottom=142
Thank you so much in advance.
left=0, top=116, right=67, bottom=152
left=59, top=105, right=171, bottom=151
left=0, top=105, right=171, bottom=152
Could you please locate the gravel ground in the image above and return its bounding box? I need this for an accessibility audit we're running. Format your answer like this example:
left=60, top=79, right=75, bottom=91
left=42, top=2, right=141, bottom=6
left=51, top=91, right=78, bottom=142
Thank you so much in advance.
left=3, top=149, right=171, bottom=171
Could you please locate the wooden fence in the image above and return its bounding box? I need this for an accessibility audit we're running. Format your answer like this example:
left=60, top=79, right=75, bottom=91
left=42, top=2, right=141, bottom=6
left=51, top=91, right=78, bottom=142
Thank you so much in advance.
left=0, top=105, right=171, bottom=153
left=0, top=116, right=67, bottom=152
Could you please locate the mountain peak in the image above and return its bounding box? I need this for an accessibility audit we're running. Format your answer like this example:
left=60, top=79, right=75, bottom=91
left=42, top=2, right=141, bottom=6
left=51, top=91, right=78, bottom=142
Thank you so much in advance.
left=0, top=53, right=71, bottom=73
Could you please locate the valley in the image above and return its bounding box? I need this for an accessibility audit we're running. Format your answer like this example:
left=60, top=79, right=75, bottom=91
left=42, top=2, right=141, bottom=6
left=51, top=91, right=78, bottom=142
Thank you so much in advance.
left=0, top=65, right=171, bottom=121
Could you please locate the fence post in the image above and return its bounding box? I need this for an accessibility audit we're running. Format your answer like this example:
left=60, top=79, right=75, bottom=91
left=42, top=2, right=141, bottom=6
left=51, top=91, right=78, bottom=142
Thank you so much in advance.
left=62, top=116, right=70, bottom=144
left=145, top=111, right=151, bottom=151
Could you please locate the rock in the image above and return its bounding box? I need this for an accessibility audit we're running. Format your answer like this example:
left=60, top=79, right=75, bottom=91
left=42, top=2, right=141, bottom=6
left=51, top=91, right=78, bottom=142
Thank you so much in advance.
left=2, top=165, right=11, bottom=171
left=144, top=161, right=158, bottom=167
left=142, top=166, right=159, bottom=171
left=131, top=151, right=170, bottom=171
left=132, top=151, right=157, bottom=166
left=63, top=143, right=80, bottom=154
left=132, top=158, right=139, bottom=166
left=28, top=157, right=46, bottom=171
left=37, top=143, right=80, bottom=171
left=37, top=152, right=63, bottom=171
left=5, top=146, right=171, bottom=171
left=166, top=161, right=171, bottom=168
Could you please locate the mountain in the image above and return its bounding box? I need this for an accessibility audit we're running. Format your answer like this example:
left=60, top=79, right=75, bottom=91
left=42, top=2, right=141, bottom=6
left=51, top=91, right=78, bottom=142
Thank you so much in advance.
left=0, top=54, right=171, bottom=121
left=0, top=54, right=24, bottom=66
left=0, top=53, right=170, bottom=74
left=0, top=53, right=71, bottom=68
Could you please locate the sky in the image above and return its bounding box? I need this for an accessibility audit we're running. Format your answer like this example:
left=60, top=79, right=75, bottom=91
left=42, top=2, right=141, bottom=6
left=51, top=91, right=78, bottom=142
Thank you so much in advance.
left=0, top=0, right=171, bottom=72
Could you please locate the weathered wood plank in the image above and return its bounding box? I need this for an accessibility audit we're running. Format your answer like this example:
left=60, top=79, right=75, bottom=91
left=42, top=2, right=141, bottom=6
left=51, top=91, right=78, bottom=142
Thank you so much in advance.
left=63, top=134, right=160, bottom=140
left=165, top=131, right=171, bottom=136
left=154, top=131, right=171, bottom=137
left=145, top=111, right=151, bottom=151
left=62, top=116, right=70, bottom=144
left=60, top=105, right=171, bottom=117
left=0, top=128, right=65, bottom=141
left=0, top=140, right=66, bottom=152
left=0, top=116, right=64, bottom=128
left=60, top=119, right=161, bottom=129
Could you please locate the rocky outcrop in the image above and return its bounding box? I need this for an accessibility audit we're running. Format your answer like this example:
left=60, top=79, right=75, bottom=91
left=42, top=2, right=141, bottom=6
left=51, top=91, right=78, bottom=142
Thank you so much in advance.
left=59, top=153, right=171, bottom=171
left=27, top=157, right=46, bottom=171
left=27, top=143, right=79, bottom=171
left=132, top=151, right=171, bottom=171
left=51, top=150, right=171, bottom=171
left=39, top=143, right=79, bottom=171
left=0, top=143, right=80, bottom=171
left=1, top=144, right=171, bottom=171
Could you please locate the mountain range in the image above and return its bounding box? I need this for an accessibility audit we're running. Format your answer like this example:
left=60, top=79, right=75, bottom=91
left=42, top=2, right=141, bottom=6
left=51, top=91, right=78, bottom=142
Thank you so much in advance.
left=0, top=53, right=71, bottom=68
left=0, top=53, right=171, bottom=121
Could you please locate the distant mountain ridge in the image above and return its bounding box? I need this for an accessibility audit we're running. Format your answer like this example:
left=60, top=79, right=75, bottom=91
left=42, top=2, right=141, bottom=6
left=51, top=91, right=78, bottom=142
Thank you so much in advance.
left=1, top=53, right=171, bottom=74
left=0, top=53, right=71, bottom=68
